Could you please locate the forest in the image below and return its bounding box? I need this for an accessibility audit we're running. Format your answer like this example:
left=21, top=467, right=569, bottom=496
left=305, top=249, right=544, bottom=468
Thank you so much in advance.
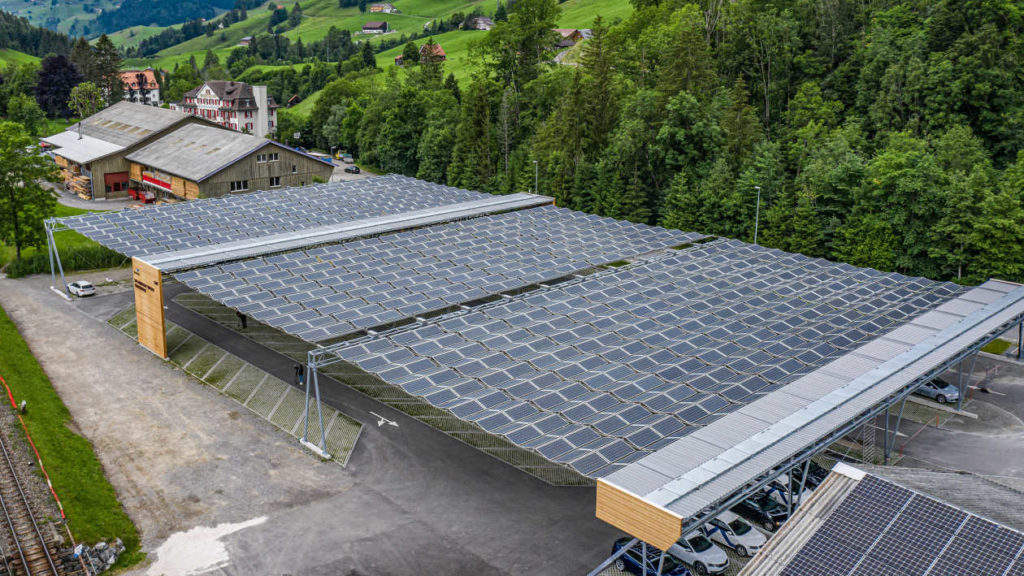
left=297, top=0, right=1024, bottom=286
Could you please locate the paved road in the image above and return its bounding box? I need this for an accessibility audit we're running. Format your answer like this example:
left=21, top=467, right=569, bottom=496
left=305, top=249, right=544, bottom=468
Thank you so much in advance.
left=5, top=276, right=620, bottom=575
left=898, top=356, right=1024, bottom=480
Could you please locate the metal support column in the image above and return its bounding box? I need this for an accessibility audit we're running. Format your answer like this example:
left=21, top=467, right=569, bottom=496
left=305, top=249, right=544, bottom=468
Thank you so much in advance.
left=793, top=459, right=811, bottom=514
left=586, top=538, right=638, bottom=576
left=44, top=221, right=70, bottom=296
left=1017, top=322, right=1022, bottom=360
left=883, top=404, right=891, bottom=464
left=641, top=541, right=647, bottom=576
left=959, top=353, right=979, bottom=412
left=300, top=355, right=330, bottom=459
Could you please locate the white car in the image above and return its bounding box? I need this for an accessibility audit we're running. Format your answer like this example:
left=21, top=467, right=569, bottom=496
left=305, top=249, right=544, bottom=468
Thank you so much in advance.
left=67, top=281, right=96, bottom=297
left=702, top=511, right=768, bottom=557
left=668, top=531, right=729, bottom=575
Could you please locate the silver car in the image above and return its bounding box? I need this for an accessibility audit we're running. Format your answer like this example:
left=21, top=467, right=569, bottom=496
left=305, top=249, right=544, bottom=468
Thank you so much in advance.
left=915, top=380, right=960, bottom=404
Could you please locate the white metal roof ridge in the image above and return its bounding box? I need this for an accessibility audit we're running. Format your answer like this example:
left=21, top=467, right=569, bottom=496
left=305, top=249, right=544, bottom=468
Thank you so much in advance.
left=142, top=192, right=553, bottom=271
left=628, top=281, right=1024, bottom=509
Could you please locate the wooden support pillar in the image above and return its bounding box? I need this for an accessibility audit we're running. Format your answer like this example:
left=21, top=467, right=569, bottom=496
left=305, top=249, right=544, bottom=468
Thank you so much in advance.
left=132, top=257, right=167, bottom=359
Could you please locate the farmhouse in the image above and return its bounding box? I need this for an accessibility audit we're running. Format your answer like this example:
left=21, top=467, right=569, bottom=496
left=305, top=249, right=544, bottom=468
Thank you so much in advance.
left=171, top=80, right=279, bottom=138
left=362, top=21, right=389, bottom=34
left=462, top=15, right=494, bottom=31
left=120, top=68, right=161, bottom=106
left=369, top=3, right=399, bottom=13
left=124, top=123, right=334, bottom=200
left=394, top=42, right=447, bottom=66
left=41, top=102, right=212, bottom=200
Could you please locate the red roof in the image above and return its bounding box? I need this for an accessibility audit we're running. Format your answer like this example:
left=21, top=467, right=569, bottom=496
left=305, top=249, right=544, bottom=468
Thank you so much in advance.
left=420, top=42, right=446, bottom=58
left=121, top=69, right=159, bottom=90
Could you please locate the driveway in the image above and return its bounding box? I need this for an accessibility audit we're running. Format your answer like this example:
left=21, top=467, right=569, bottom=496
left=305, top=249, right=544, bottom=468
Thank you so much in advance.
left=0, top=274, right=619, bottom=575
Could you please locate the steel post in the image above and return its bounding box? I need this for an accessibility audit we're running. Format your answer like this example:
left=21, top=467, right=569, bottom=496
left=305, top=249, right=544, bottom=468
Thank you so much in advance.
left=883, top=404, right=891, bottom=465
left=641, top=541, right=647, bottom=576
left=314, top=368, right=328, bottom=453
left=45, top=222, right=56, bottom=288
left=960, top=353, right=979, bottom=412
left=1017, top=323, right=1022, bottom=360
left=656, top=551, right=666, bottom=576
left=302, top=357, right=313, bottom=442
left=793, top=459, right=811, bottom=513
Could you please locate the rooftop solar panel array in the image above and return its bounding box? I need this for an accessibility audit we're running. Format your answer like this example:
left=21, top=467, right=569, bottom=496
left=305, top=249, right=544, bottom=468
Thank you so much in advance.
left=173, top=205, right=704, bottom=342
left=58, top=175, right=485, bottom=258
left=333, top=240, right=964, bottom=478
left=781, top=474, right=1024, bottom=576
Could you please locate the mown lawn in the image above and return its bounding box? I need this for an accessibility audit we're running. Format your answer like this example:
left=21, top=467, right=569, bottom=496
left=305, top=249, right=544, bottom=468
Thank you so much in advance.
left=0, top=306, right=142, bottom=566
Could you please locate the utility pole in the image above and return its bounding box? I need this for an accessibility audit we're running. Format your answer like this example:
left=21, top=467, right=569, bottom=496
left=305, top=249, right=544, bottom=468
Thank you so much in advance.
left=753, top=185, right=762, bottom=245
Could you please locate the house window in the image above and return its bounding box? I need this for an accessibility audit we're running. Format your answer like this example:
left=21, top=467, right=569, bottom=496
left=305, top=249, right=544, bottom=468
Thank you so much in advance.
left=230, top=180, right=249, bottom=192
left=268, top=152, right=279, bottom=162
left=292, top=164, right=297, bottom=173
left=256, top=153, right=267, bottom=163
left=269, top=176, right=281, bottom=187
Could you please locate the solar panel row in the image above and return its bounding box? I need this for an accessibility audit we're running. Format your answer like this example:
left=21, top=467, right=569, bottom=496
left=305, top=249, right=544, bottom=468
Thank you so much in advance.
left=59, top=175, right=486, bottom=257
left=783, top=474, right=1024, bottom=576
left=173, top=205, right=704, bottom=342
left=334, top=240, right=964, bottom=478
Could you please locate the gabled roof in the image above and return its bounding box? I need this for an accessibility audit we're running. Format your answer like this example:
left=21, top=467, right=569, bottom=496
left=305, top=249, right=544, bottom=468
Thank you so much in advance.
left=41, top=131, right=125, bottom=164
left=420, top=42, right=445, bottom=58
left=124, top=123, right=329, bottom=182
left=121, top=69, right=159, bottom=90
left=363, top=21, right=388, bottom=29
left=60, top=101, right=193, bottom=148
left=184, top=80, right=255, bottom=102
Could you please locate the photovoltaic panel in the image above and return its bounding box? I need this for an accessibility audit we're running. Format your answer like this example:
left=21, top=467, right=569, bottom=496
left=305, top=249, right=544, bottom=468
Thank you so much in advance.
left=333, top=239, right=964, bottom=478
left=784, top=472, right=1024, bottom=576
left=57, top=175, right=488, bottom=258
left=174, top=205, right=703, bottom=342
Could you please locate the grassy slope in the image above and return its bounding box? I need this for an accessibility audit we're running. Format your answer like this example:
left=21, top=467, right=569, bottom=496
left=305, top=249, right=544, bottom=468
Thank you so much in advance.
left=557, top=0, right=633, bottom=28
left=374, top=29, right=484, bottom=81
left=1, top=0, right=118, bottom=33
left=0, top=306, right=141, bottom=564
left=104, top=25, right=168, bottom=49
left=0, top=48, right=41, bottom=67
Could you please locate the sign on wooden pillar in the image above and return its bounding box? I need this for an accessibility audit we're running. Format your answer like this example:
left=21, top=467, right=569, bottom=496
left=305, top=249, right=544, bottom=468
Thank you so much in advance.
left=132, top=257, right=167, bottom=358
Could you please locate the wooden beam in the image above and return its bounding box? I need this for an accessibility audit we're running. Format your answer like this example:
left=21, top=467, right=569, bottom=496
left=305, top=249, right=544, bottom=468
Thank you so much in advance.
left=596, top=478, right=683, bottom=550
left=132, top=258, right=167, bottom=359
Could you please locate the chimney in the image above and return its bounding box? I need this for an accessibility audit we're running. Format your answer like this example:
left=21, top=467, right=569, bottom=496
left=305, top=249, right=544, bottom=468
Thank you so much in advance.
left=253, top=85, right=269, bottom=139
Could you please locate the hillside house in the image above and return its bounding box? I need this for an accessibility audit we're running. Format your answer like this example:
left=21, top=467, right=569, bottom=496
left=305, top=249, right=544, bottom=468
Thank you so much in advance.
left=125, top=124, right=334, bottom=200
left=171, top=81, right=278, bottom=138
left=362, top=21, right=389, bottom=34
left=369, top=3, right=399, bottom=13
left=238, top=36, right=252, bottom=46
left=395, top=42, right=447, bottom=66
left=554, top=28, right=585, bottom=48
left=120, top=68, right=161, bottom=106
left=462, top=15, right=494, bottom=31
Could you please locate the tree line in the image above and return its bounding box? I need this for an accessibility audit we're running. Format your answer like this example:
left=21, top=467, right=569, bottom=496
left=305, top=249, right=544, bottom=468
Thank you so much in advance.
left=300, top=0, right=1024, bottom=286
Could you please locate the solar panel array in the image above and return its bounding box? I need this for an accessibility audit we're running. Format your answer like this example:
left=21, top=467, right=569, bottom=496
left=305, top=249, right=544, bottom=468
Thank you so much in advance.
left=58, top=175, right=486, bottom=258
left=174, top=205, right=704, bottom=342
left=781, top=474, right=1024, bottom=576
left=334, top=240, right=964, bottom=478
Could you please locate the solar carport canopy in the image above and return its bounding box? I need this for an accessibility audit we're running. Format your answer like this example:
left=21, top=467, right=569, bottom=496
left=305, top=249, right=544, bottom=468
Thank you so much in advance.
left=334, top=239, right=965, bottom=479
left=58, top=175, right=487, bottom=257
left=173, top=205, right=704, bottom=342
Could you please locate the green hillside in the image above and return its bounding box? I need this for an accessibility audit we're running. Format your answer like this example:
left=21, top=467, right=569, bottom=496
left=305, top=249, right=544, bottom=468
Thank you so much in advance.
left=0, top=48, right=40, bottom=66
left=1, top=0, right=119, bottom=35
left=105, top=25, right=168, bottom=49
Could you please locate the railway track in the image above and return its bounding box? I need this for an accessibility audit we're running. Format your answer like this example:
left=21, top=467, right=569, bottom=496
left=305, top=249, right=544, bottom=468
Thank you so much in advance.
left=0, top=426, right=60, bottom=576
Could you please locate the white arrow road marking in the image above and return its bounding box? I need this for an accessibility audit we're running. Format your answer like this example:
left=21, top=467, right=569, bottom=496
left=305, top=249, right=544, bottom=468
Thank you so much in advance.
left=369, top=411, right=399, bottom=428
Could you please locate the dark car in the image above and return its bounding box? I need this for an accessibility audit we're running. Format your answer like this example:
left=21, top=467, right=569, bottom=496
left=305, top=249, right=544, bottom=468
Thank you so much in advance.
left=789, top=460, right=830, bottom=491
left=732, top=493, right=790, bottom=532
left=612, top=538, right=692, bottom=576
left=344, top=165, right=361, bottom=174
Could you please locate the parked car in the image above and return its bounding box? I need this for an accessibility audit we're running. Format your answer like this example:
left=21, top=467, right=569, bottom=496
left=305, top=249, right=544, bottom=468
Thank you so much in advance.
left=67, top=280, right=96, bottom=297
left=788, top=460, right=830, bottom=491
left=702, top=511, right=767, bottom=557
left=612, top=538, right=692, bottom=576
left=344, top=165, right=361, bottom=174
left=914, top=379, right=960, bottom=404
left=732, top=492, right=789, bottom=532
left=668, top=532, right=729, bottom=575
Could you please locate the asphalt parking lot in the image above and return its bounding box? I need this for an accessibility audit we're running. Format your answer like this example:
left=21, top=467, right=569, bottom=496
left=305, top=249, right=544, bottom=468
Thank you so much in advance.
left=0, top=272, right=619, bottom=575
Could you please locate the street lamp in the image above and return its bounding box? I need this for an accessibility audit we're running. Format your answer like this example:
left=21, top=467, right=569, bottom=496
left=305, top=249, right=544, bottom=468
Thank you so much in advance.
left=753, top=185, right=762, bottom=245
left=533, top=160, right=538, bottom=194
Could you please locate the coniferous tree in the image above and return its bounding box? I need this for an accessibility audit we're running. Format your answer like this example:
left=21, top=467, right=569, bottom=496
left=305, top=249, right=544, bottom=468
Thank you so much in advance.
left=93, top=34, right=123, bottom=104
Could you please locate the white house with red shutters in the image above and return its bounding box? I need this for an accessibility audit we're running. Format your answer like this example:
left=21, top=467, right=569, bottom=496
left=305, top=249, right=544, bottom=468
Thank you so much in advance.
left=170, top=81, right=278, bottom=138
